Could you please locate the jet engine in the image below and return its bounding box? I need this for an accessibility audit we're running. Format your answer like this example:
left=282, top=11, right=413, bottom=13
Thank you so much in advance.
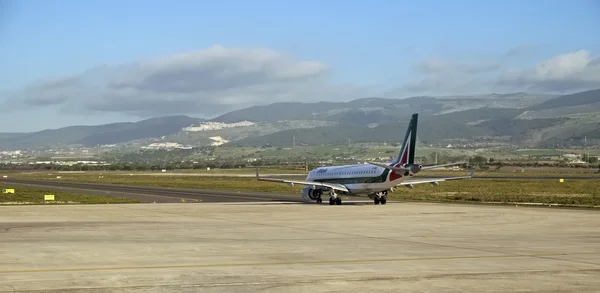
left=409, top=164, right=423, bottom=174
left=301, top=186, right=323, bottom=201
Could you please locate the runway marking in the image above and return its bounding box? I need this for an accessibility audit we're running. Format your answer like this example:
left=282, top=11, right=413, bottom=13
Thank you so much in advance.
left=0, top=253, right=565, bottom=274
left=5, top=182, right=201, bottom=203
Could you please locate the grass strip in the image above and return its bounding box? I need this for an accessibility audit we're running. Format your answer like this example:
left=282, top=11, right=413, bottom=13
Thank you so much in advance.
left=0, top=185, right=139, bottom=205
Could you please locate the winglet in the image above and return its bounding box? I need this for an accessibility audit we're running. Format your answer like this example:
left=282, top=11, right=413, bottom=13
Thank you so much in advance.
left=255, top=168, right=260, bottom=180
left=469, top=168, right=477, bottom=177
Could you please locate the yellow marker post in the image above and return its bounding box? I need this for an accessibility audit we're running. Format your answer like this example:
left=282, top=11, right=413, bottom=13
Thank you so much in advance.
left=44, top=194, right=55, bottom=201
left=2, top=188, right=14, bottom=194
left=559, top=178, right=564, bottom=183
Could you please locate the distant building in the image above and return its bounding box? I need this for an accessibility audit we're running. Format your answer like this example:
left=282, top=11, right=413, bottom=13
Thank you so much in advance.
left=183, top=121, right=255, bottom=132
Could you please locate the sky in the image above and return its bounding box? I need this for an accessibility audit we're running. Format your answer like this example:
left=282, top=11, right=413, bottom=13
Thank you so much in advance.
left=0, top=0, right=599, bottom=132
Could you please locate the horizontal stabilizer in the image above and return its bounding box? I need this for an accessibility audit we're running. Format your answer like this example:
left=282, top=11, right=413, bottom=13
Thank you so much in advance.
left=421, top=162, right=467, bottom=170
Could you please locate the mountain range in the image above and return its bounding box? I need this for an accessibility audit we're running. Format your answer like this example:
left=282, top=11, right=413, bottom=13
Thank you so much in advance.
left=1, top=89, right=599, bottom=150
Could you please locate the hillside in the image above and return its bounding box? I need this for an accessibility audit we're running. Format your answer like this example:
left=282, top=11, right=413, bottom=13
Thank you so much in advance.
left=0, top=115, right=203, bottom=149
left=232, top=117, right=489, bottom=147
left=527, top=89, right=600, bottom=111
left=210, top=93, right=554, bottom=123
left=229, top=90, right=599, bottom=148
left=231, top=109, right=573, bottom=147
left=2, top=90, right=599, bottom=150
left=149, top=120, right=338, bottom=147
left=516, top=89, right=600, bottom=122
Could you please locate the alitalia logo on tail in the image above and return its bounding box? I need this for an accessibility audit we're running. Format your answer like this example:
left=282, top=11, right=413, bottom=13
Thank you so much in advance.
left=392, top=113, right=418, bottom=166
left=385, top=114, right=419, bottom=182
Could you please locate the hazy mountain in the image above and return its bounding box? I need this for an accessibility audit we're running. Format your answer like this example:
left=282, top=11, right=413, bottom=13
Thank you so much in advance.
left=230, top=90, right=599, bottom=147
left=231, top=116, right=490, bottom=147
left=210, top=93, right=555, bottom=123
left=1, top=90, right=598, bottom=150
left=527, top=89, right=600, bottom=111
left=515, top=89, right=600, bottom=120
left=0, top=115, right=203, bottom=149
left=232, top=108, right=570, bottom=147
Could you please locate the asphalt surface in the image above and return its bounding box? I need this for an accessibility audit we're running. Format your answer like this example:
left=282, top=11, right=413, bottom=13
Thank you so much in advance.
left=0, top=178, right=304, bottom=203
left=2, top=202, right=600, bottom=292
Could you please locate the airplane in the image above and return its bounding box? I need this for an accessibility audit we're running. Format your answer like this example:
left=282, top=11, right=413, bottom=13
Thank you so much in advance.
left=255, top=113, right=476, bottom=205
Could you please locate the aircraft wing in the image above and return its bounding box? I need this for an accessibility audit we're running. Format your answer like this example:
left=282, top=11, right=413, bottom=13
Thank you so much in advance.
left=420, top=162, right=467, bottom=170
left=399, top=168, right=476, bottom=186
left=255, top=169, right=350, bottom=193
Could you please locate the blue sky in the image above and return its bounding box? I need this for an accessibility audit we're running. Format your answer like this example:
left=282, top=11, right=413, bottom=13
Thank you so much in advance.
left=0, top=0, right=599, bottom=132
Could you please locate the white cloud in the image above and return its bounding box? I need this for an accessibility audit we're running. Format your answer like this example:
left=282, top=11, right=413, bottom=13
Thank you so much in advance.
left=390, top=49, right=600, bottom=96
left=391, top=55, right=503, bottom=96
left=6, top=45, right=368, bottom=118
left=497, top=49, right=600, bottom=93
left=6, top=46, right=600, bottom=119
left=415, top=57, right=501, bottom=75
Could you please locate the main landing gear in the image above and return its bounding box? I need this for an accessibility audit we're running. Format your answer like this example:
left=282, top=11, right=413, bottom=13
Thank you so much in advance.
left=373, top=191, right=388, bottom=205
left=306, top=188, right=342, bottom=205
left=329, top=191, right=342, bottom=205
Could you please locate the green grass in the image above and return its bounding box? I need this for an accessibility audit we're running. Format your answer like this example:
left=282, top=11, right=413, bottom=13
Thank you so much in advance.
left=7, top=171, right=600, bottom=207
left=422, top=168, right=600, bottom=177
left=513, top=149, right=567, bottom=155
left=0, top=185, right=139, bottom=205
left=394, top=179, right=600, bottom=207
left=10, top=174, right=302, bottom=193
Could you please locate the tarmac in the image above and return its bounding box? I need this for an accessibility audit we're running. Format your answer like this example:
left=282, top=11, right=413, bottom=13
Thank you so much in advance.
left=1, top=201, right=599, bottom=292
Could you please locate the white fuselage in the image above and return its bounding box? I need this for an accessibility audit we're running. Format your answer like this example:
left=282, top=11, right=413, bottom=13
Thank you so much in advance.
left=305, top=162, right=414, bottom=195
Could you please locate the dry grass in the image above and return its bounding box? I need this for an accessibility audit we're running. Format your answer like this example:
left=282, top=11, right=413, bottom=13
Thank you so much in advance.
left=394, top=179, right=600, bottom=207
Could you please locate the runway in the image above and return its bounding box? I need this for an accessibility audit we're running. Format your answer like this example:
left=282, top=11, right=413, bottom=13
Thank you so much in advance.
left=1, top=178, right=304, bottom=203
left=1, top=202, right=599, bottom=292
